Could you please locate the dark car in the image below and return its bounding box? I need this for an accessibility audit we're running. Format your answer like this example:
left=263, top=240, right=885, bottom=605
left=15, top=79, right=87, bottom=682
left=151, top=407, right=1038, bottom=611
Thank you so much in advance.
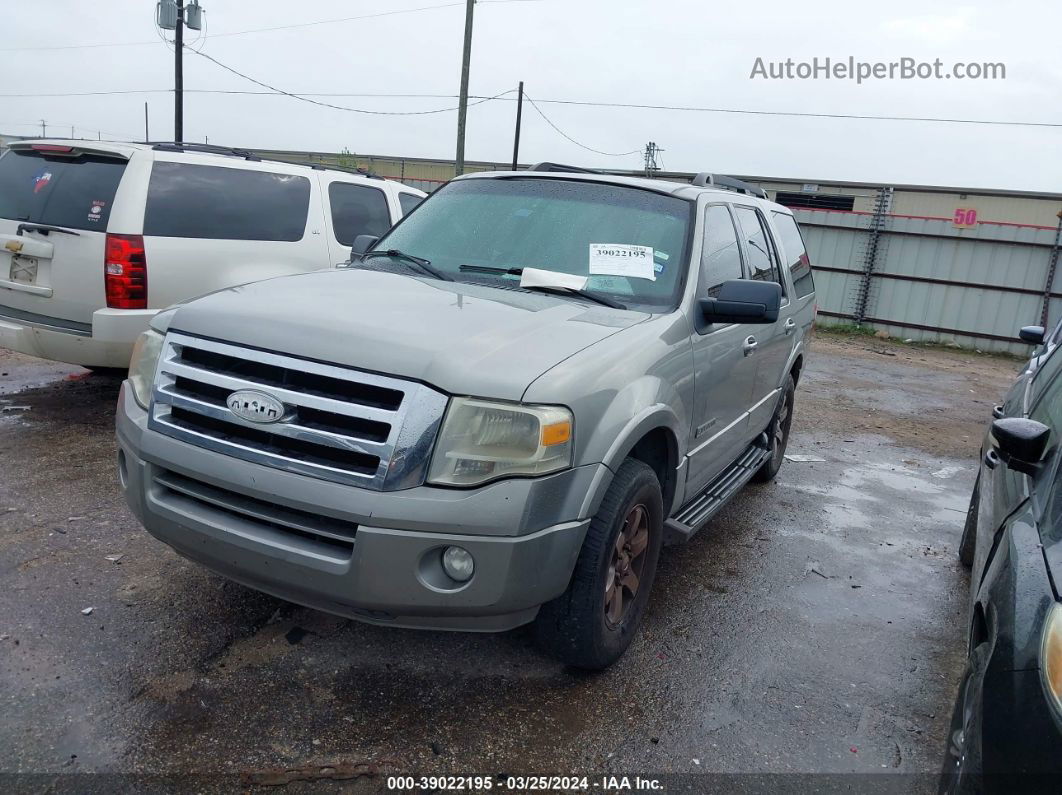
left=941, top=326, right=1062, bottom=792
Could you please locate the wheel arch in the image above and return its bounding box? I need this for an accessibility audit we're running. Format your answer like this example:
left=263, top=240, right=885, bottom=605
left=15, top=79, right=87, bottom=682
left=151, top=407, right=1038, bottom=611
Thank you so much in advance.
left=581, top=406, right=684, bottom=519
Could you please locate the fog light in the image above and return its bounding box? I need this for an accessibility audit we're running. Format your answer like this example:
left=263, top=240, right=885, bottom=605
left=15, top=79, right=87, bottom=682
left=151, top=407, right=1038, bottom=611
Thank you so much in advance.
left=442, top=546, right=474, bottom=582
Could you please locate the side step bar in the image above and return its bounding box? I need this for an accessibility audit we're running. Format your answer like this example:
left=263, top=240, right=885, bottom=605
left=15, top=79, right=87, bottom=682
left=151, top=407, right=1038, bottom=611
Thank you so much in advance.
left=664, top=435, right=771, bottom=545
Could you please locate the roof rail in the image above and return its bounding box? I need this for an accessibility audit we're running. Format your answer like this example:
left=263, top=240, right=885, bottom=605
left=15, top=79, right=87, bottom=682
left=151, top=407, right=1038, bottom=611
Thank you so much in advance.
left=527, top=162, right=602, bottom=174
left=151, top=142, right=262, bottom=161
left=149, top=142, right=383, bottom=179
left=691, top=173, right=767, bottom=199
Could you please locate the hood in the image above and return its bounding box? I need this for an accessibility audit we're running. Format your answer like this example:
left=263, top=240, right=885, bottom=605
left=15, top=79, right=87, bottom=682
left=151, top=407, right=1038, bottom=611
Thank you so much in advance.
left=169, top=269, right=648, bottom=400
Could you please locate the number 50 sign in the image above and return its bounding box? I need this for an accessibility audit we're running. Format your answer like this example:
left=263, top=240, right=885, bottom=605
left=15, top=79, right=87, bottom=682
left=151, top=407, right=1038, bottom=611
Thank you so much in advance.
left=953, top=208, right=978, bottom=228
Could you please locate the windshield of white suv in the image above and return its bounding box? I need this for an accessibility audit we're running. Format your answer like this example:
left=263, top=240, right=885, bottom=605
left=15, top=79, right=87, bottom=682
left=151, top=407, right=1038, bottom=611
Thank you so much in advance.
left=373, top=177, right=693, bottom=310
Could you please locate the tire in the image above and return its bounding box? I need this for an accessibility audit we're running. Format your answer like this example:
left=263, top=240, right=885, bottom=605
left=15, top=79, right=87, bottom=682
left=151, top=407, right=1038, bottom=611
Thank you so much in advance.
left=534, top=458, right=664, bottom=670
left=753, top=374, right=796, bottom=483
left=939, top=642, right=989, bottom=795
left=958, top=477, right=979, bottom=568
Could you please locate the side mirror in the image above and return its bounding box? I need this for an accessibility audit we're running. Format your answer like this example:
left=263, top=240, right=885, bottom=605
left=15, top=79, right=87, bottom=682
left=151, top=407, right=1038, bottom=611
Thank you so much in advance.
left=989, top=417, right=1051, bottom=475
left=350, top=234, right=380, bottom=261
left=699, top=280, right=782, bottom=329
left=1019, top=325, right=1045, bottom=345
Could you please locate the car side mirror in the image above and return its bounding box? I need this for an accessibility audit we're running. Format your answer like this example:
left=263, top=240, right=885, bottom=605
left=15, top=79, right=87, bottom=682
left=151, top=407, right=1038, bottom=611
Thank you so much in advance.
left=698, top=280, right=782, bottom=329
left=989, top=417, right=1051, bottom=475
left=350, top=234, right=380, bottom=261
left=1019, top=325, right=1045, bottom=345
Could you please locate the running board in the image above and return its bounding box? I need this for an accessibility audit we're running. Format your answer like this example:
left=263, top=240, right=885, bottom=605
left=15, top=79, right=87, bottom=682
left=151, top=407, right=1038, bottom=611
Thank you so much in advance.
left=664, top=435, right=771, bottom=545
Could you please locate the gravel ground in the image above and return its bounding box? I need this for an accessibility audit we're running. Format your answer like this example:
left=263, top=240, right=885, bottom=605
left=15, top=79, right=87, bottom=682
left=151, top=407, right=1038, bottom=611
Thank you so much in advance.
left=0, top=332, right=1023, bottom=791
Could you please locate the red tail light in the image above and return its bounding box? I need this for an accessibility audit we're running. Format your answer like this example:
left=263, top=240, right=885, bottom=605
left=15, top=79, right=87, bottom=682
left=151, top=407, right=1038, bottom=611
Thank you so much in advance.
left=105, top=234, right=147, bottom=309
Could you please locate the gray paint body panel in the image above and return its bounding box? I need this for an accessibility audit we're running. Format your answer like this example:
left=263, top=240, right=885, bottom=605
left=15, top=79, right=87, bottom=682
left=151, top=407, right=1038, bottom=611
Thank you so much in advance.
left=118, top=175, right=815, bottom=631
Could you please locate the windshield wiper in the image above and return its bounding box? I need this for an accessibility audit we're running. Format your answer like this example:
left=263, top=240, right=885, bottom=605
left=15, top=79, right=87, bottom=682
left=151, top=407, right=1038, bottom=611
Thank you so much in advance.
left=459, top=264, right=523, bottom=276
left=362, top=249, right=451, bottom=281
left=522, top=284, right=626, bottom=310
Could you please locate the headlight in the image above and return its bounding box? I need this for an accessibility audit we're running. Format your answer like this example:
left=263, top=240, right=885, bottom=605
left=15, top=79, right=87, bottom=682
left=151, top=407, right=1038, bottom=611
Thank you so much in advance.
left=427, top=398, right=573, bottom=486
left=128, top=329, right=164, bottom=409
left=1042, top=602, right=1062, bottom=718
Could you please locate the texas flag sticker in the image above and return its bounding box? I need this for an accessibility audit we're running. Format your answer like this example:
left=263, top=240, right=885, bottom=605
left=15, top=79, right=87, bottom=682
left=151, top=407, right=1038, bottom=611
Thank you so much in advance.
left=33, top=170, right=53, bottom=194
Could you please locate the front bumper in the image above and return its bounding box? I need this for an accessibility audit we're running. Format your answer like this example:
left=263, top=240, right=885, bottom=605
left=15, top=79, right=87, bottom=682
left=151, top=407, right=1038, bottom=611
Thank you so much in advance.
left=0, top=307, right=154, bottom=368
left=116, top=383, right=597, bottom=631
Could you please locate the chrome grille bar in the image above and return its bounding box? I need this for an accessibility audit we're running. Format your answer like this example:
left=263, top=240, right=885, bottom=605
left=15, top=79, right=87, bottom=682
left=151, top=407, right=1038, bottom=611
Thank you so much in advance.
left=148, top=332, right=448, bottom=490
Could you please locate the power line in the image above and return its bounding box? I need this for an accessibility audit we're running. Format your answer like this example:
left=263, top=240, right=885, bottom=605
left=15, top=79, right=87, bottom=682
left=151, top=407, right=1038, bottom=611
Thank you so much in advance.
left=4, top=84, right=1060, bottom=130
left=0, top=0, right=541, bottom=52
left=187, top=48, right=515, bottom=115
left=524, top=93, right=640, bottom=157
left=516, top=96, right=1062, bottom=129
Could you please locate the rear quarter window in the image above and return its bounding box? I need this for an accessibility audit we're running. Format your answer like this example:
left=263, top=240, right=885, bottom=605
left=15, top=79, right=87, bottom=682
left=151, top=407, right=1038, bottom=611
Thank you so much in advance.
left=771, top=211, right=815, bottom=298
left=143, top=161, right=310, bottom=241
left=0, top=149, right=126, bottom=232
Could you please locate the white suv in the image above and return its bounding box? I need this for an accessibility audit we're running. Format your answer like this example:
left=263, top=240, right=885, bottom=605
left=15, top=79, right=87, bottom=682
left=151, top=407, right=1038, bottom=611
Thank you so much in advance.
left=0, top=140, right=425, bottom=369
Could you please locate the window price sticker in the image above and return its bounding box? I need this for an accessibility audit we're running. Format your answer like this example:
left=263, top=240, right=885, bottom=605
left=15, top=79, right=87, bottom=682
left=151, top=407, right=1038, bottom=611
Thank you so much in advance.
left=589, top=243, right=656, bottom=281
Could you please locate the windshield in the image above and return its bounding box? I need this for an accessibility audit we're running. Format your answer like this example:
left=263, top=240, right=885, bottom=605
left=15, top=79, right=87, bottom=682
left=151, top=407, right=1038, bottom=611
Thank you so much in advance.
left=375, top=177, right=693, bottom=310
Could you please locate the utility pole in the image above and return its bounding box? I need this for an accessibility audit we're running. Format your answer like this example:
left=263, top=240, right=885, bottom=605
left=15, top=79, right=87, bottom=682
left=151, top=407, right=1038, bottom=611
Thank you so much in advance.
left=511, top=81, right=524, bottom=171
left=174, top=2, right=184, bottom=142
left=159, top=1, right=202, bottom=142
left=643, top=141, right=663, bottom=177
left=144, top=102, right=150, bottom=142
left=454, top=0, right=475, bottom=176
left=39, top=120, right=46, bottom=137
left=70, top=125, right=75, bottom=139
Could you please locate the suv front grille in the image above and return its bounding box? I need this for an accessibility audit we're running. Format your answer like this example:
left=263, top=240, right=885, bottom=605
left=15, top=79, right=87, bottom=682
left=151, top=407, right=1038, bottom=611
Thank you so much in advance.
left=149, top=332, right=448, bottom=489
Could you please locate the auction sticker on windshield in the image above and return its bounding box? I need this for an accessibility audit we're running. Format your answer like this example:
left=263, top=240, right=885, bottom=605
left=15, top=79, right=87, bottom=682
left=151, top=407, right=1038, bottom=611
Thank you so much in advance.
left=589, top=243, right=655, bottom=281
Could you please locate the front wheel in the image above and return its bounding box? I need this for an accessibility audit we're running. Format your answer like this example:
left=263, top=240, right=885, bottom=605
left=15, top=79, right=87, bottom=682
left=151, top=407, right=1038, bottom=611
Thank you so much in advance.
left=534, top=458, right=663, bottom=670
left=753, top=374, right=796, bottom=483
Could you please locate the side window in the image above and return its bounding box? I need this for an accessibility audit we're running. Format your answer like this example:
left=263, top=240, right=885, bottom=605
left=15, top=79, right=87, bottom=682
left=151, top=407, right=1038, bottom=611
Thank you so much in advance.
left=733, top=206, right=783, bottom=286
left=144, top=162, right=310, bottom=241
left=398, top=192, right=423, bottom=216
left=328, top=183, right=392, bottom=246
left=700, top=205, right=744, bottom=297
left=772, top=211, right=815, bottom=298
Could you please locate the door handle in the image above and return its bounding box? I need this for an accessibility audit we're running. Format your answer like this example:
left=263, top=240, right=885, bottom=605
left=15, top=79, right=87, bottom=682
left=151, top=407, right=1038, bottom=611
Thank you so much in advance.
left=992, top=405, right=1005, bottom=419
left=743, top=336, right=758, bottom=356
left=783, top=318, right=796, bottom=335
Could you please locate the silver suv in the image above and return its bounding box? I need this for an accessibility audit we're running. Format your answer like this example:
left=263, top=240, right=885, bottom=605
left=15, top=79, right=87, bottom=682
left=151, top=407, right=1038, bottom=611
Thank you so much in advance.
left=116, top=166, right=816, bottom=669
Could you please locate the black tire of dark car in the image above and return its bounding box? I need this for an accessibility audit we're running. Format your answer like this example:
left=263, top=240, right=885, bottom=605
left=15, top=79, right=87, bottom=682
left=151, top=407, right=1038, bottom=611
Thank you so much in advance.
left=939, top=642, right=990, bottom=795
left=958, top=476, right=979, bottom=568
left=534, top=458, right=664, bottom=670
left=753, top=374, right=796, bottom=483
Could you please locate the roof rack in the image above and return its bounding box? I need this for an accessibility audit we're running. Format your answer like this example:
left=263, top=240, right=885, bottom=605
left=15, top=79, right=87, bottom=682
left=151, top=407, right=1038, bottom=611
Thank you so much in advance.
left=690, top=173, right=767, bottom=199
left=151, top=142, right=261, bottom=161
left=149, top=142, right=383, bottom=179
left=527, top=162, right=602, bottom=174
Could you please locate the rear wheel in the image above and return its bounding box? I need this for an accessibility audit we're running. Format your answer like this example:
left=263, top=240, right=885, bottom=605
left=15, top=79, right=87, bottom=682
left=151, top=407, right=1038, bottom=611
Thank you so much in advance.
left=534, top=458, right=663, bottom=670
left=753, top=374, right=796, bottom=483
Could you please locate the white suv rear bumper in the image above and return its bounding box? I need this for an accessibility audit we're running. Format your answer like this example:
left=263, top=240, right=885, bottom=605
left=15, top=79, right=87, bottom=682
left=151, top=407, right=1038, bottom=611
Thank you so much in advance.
left=0, top=307, right=155, bottom=368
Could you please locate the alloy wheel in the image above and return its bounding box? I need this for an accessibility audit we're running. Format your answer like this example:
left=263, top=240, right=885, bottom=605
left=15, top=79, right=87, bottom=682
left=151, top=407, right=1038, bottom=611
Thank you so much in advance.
left=604, top=503, right=650, bottom=628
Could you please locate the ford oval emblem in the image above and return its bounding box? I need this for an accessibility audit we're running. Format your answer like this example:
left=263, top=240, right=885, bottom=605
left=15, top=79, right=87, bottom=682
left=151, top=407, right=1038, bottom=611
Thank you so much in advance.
left=226, top=390, right=287, bottom=424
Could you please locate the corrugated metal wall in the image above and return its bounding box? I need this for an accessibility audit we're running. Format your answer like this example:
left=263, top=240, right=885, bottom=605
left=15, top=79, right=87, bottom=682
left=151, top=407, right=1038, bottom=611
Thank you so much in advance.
left=800, top=206, right=1062, bottom=354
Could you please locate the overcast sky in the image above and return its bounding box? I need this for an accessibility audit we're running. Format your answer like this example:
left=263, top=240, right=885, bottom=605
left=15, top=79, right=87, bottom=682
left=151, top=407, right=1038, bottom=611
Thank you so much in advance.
left=3, top=0, right=1060, bottom=191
